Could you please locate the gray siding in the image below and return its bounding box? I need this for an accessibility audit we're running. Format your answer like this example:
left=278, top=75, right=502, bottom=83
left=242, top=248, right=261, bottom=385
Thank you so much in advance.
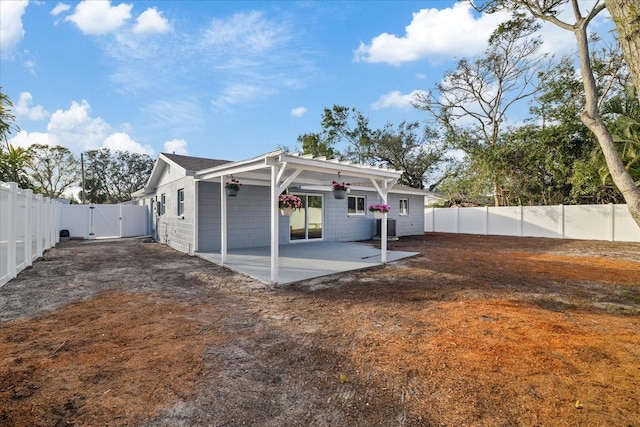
left=156, top=182, right=425, bottom=255
left=155, top=176, right=196, bottom=254
left=198, top=183, right=289, bottom=251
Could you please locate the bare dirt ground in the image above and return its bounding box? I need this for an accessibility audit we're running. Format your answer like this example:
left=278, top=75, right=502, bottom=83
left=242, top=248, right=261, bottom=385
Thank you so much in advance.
left=1, top=233, right=639, bottom=426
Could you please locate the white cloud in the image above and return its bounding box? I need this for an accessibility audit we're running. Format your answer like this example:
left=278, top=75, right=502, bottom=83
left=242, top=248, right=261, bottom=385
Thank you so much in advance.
left=9, top=130, right=52, bottom=149
left=51, top=3, right=71, bottom=16
left=354, top=3, right=509, bottom=66
left=47, top=100, right=112, bottom=151
left=371, top=90, right=427, bottom=110
left=202, top=11, right=288, bottom=54
left=290, top=107, right=307, bottom=118
left=163, top=139, right=189, bottom=155
left=65, top=0, right=132, bottom=35
left=133, top=7, right=171, bottom=34
left=9, top=98, right=154, bottom=155
left=15, top=92, right=49, bottom=121
left=103, top=132, right=153, bottom=155
left=211, top=83, right=274, bottom=109
left=0, top=0, right=28, bottom=59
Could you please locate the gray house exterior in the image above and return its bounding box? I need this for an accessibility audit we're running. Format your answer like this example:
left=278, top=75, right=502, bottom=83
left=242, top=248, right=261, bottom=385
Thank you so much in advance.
left=134, top=151, right=427, bottom=277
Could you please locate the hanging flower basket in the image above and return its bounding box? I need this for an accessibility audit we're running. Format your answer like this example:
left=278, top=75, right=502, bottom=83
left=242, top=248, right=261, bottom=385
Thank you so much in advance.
left=279, top=194, right=302, bottom=216
left=369, top=203, right=391, bottom=219
left=225, top=178, right=242, bottom=197
left=280, top=207, right=294, bottom=216
left=332, top=181, right=350, bottom=199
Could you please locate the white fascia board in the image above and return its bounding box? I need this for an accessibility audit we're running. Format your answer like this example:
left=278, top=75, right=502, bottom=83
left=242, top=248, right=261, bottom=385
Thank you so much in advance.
left=279, top=154, right=402, bottom=180
left=195, top=158, right=271, bottom=181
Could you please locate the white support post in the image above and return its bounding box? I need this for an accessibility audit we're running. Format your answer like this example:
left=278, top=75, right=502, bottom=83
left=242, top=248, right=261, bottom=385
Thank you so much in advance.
left=8, top=182, right=17, bottom=280
left=220, top=175, right=227, bottom=264
left=270, top=165, right=279, bottom=284
left=25, top=189, right=33, bottom=266
left=370, top=178, right=391, bottom=264
left=381, top=191, right=388, bottom=264
left=559, top=204, right=565, bottom=239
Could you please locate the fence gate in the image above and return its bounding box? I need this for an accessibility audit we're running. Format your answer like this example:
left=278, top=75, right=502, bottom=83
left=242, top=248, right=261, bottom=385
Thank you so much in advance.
left=59, top=204, right=149, bottom=239
left=90, top=205, right=121, bottom=238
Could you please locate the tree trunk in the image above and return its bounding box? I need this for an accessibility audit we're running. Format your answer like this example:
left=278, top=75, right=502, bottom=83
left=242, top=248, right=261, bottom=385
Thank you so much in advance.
left=574, top=14, right=640, bottom=227
left=605, top=0, right=640, bottom=105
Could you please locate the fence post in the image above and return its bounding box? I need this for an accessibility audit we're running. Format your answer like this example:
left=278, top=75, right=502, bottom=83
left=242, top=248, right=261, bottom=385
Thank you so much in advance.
left=519, top=206, right=523, bottom=237
left=455, top=206, right=460, bottom=234
left=7, top=182, right=17, bottom=281
left=35, top=194, right=43, bottom=257
left=609, top=203, right=615, bottom=242
left=559, top=204, right=565, bottom=239
left=119, top=203, right=124, bottom=238
left=24, top=189, right=33, bottom=266
left=484, top=206, right=489, bottom=235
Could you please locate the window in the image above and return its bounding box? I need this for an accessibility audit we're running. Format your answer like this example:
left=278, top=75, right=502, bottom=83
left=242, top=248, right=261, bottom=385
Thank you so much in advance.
left=399, top=198, right=408, bottom=215
left=348, top=195, right=366, bottom=215
left=177, top=189, right=185, bottom=216
left=160, top=193, right=166, bottom=216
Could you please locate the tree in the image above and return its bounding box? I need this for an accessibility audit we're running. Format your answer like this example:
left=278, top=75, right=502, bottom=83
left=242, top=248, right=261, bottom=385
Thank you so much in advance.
left=472, top=0, right=640, bottom=227
left=107, top=150, right=154, bottom=202
left=300, top=105, right=379, bottom=163
left=0, top=145, right=33, bottom=189
left=84, top=148, right=153, bottom=203
left=299, top=107, right=448, bottom=189
left=605, top=0, right=640, bottom=106
left=373, top=121, right=448, bottom=189
left=27, top=144, right=80, bottom=199
left=0, top=87, right=19, bottom=152
left=296, top=132, right=339, bottom=159
left=414, top=14, right=546, bottom=206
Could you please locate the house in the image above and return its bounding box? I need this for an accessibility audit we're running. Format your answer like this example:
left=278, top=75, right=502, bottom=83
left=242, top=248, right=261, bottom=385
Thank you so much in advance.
left=133, top=150, right=427, bottom=283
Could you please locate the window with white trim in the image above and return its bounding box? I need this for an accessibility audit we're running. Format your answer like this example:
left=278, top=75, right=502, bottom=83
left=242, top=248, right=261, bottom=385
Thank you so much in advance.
left=160, top=193, right=166, bottom=216
left=177, top=189, right=185, bottom=216
left=399, top=198, right=408, bottom=215
left=348, top=195, right=366, bottom=215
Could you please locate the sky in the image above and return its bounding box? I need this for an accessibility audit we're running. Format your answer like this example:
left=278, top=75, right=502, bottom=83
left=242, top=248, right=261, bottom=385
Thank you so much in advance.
left=1, top=0, right=614, bottom=162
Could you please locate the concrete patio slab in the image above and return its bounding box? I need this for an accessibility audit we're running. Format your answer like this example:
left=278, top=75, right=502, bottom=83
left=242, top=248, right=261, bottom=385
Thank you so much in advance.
left=196, top=241, right=419, bottom=285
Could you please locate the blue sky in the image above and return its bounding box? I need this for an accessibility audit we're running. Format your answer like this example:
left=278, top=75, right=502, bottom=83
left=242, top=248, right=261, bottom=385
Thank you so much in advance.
left=1, top=0, right=612, bottom=161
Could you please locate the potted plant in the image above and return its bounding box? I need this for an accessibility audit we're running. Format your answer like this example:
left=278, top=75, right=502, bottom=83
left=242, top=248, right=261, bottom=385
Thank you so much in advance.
left=279, top=194, right=303, bottom=216
left=368, top=203, right=391, bottom=219
left=332, top=180, right=350, bottom=199
left=225, top=178, right=242, bottom=196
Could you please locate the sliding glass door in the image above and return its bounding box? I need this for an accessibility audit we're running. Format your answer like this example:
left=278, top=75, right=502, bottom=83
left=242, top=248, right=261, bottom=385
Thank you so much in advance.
left=290, top=194, right=323, bottom=241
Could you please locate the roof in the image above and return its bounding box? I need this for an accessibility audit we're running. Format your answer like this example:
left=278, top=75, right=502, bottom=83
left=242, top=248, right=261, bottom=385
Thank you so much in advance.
left=161, top=153, right=231, bottom=172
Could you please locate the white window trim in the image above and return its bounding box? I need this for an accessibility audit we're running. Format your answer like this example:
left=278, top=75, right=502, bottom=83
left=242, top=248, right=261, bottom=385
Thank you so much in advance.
left=160, top=193, right=166, bottom=216
left=177, top=188, right=185, bottom=216
left=399, top=198, right=409, bottom=216
left=348, top=195, right=366, bottom=216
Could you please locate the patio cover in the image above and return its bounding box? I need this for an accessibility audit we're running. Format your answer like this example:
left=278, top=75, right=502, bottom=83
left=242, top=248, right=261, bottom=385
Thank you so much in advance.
left=195, top=150, right=403, bottom=284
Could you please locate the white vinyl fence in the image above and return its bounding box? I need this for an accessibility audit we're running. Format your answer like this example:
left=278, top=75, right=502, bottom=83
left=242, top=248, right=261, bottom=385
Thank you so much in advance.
left=425, top=204, right=640, bottom=242
left=1, top=181, right=60, bottom=287
left=59, top=203, right=149, bottom=239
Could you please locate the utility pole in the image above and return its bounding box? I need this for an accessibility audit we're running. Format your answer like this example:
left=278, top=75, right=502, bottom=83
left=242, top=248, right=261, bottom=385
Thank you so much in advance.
left=81, top=152, right=86, bottom=204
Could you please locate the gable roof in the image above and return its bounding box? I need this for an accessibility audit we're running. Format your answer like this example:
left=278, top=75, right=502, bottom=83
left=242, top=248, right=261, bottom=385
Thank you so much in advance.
left=161, top=153, right=230, bottom=172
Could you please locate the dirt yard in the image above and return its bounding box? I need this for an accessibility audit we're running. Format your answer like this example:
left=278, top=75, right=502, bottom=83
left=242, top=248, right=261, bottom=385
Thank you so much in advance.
left=1, top=233, right=639, bottom=426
